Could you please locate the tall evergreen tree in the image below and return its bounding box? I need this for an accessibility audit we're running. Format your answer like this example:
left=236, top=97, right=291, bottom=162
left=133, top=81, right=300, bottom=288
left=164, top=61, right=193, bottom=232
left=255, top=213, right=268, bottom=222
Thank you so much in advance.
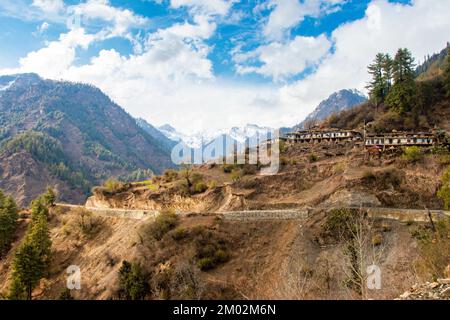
left=386, top=48, right=417, bottom=113
left=382, top=54, right=393, bottom=93
left=367, top=53, right=393, bottom=108
left=42, top=187, right=56, bottom=207
left=366, top=53, right=386, bottom=107
left=8, top=195, right=52, bottom=300
left=9, top=241, right=44, bottom=300
left=0, top=192, right=19, bottom=257
left=391, top=48, right=416, bottom=83
left=27, top=212, right=52, bottom=266
left=30, top=197, right=49, bottom=223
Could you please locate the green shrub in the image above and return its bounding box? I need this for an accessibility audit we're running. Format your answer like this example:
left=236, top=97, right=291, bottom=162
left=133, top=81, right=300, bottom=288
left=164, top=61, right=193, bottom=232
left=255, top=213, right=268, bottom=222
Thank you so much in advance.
left=103, top=178, right=123, bottom=193
left=118, top=260, right=149, bottom=300
left=197, top=257, right=216, bottom=271
left=324, top=209, right=358, bottom=240
left=372, top=233, right=383, bottom=246
left=402, top=146, right=423, bottom=163
left=308, top=153, right=318, bottom=163
left=208, top=180, right=218, bottom=189
left=74, top=208, right=103, bottom=238
left=170, top=227, right=188, bottom=241
left=193, top=182, right=208, bottom=194
left=191, top=173, right=204, bottom=185
left=148, top=211, right=179, bottom=240
left=193, top=227, right=230, bottom=271
left=437, top=166, right=450, bottom=209
left=163, top=169, right=179, bottom=182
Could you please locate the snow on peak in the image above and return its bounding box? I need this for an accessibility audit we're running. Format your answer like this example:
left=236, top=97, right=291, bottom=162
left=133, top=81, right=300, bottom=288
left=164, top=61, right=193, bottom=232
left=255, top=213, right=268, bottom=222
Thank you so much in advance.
left=158, top=123, right=275, bottom=149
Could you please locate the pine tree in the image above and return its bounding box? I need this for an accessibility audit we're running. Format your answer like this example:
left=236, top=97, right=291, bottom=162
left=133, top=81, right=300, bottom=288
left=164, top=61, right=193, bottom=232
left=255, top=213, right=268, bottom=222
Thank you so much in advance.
left=0, top=193, right=19, bottom=257
left=42, top=187, right=56, bottom=207
left=382, top=54, right=393, bottom=93
left=8, top=194, right=52, bottom=300
left=367, top=53, right=393, bottom=109
left=9, top=241, right=44, bottom=300
left=118, top=260, right=149, bottom=300
left=386, top=48, right=417, bottom=113
left=30, top=197, right=49, bottom=224
left=366, top=53, right=386, bottom=108
left=27, top=212, right=52, bottom=266
left=391, top=48, right=415, bottom=83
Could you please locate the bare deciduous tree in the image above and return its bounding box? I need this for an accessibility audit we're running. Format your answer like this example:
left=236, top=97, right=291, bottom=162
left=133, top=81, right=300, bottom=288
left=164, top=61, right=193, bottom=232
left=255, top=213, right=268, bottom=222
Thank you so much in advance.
left=340, top=209, right=386, bottom=300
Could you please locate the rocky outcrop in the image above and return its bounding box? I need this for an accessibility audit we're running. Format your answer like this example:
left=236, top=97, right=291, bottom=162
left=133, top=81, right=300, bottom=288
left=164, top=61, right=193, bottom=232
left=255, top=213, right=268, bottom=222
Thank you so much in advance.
left=320, top=189, right=382, bottom=208
left=398, top=280, right=450, bottom=300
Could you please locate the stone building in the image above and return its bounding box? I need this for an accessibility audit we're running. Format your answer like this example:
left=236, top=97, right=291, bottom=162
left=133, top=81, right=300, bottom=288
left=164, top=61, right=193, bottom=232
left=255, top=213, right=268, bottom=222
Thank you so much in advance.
left=282, top=129, right=363, bottom=144
left=364, top=132, right=435, bottom=149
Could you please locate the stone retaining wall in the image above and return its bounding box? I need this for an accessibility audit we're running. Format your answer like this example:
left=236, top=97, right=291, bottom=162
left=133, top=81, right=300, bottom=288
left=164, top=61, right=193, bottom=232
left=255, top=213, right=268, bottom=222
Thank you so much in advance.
left=318, top=206, right=449, bottom=222
left=365, top=207, right=449, bottom=223
left=56, top=203, right=159, bottom=220
left=219, top=209, right=310, bottom=221
left=56, top=203, right=449, bottom=223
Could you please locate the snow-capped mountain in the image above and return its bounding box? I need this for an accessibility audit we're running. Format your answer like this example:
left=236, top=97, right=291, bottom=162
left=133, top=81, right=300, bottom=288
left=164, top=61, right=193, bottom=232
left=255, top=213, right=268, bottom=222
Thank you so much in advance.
left=293, top=89, right=367, bottom=131
left=158, top=124, right=274, bottom=149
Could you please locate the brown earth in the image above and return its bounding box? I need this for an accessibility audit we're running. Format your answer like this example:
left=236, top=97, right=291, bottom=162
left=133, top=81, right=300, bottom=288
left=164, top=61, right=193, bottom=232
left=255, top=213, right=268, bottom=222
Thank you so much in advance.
left=85, top=141, right=448, bottom=213
left=0, top=205, right=434, bottom=300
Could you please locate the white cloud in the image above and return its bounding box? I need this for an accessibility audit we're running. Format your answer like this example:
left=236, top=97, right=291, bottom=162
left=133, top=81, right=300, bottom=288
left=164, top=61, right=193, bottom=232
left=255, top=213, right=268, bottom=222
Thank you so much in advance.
left=264, top=0, right=303, bottom=40
left=1, top=0, right=450, bottom=133
left=170, top=0, right=233, bottom=16
left=5, top=28, right=96, bottom=79
left=235, top=34, right=332, bottom=81
left=263, top=0, right=346, bottom=40
left=32, top=0, right=64, bottom=14
left=155, top=14, right=216, bottom=40
left=36, top=21, right=50, bottom=34
left=280, top=0, right=450, bottom=123
left=69, top=0, right=149, bottom=38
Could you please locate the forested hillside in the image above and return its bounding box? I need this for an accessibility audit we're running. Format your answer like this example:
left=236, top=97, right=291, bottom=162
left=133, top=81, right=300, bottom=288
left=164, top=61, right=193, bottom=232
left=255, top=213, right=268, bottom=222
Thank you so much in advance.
left=0, top=74, right=174, bottom=205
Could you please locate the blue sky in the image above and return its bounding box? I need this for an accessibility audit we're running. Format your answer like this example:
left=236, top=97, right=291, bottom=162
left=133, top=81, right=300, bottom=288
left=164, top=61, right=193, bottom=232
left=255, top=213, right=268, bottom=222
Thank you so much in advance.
left=0, top=0, right=449, bottom=133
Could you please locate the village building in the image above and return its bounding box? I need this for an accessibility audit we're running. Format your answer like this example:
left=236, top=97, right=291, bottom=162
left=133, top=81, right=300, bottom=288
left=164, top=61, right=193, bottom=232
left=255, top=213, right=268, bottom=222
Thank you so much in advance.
left=364, top=132, right=435, bottom=149
left=282, top=129, right=363, bottom=144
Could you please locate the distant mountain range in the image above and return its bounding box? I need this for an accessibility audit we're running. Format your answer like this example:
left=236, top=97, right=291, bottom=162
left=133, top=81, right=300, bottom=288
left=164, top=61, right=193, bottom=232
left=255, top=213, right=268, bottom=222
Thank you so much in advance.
left=135, top=118, right=177, bottom=152
left=0, top=73, right=173, bottom=205
left=156, top=89, right=367, bottom=150
left=291, top=89, right=367, bottom=132
left=158, top=123, right=274, bottom=149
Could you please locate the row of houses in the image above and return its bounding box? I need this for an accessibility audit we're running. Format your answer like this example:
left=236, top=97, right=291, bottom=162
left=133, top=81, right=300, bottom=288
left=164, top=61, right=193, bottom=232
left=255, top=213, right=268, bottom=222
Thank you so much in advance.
left=281, top=128, right=438, bottom=149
